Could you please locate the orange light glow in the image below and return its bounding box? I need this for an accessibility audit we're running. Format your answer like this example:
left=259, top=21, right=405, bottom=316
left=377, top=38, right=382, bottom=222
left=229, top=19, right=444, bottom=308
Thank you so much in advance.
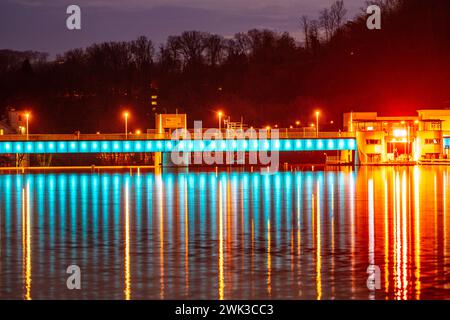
left=136, top=129, right=141, bottom=135
left=393, top=129, right=407, bottom=138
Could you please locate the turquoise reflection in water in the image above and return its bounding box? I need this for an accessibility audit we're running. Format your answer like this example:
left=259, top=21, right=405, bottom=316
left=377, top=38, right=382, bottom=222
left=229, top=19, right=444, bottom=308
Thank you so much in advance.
left=1, top=167, right=450, bottom=299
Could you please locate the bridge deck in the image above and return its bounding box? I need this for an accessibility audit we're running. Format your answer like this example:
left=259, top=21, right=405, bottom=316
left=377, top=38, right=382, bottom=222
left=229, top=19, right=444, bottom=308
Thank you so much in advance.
left=0, top=131, right=355, bottom=141
left=0, top=132, right=356, bottom=154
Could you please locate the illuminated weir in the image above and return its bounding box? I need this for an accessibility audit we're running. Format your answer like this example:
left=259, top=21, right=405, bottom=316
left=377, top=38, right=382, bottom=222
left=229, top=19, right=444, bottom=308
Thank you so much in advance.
left=2, top=109, right=449, bottom=167
left=0, top=138, right=356, bottom=154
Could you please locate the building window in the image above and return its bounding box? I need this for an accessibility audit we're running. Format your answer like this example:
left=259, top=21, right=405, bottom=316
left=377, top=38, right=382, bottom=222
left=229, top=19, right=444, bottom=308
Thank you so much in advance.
left=425, top=139, right=441, bottom=145
left=366, top=139, right=381, bottom=145
left=430, top=122, right=441, bottom=130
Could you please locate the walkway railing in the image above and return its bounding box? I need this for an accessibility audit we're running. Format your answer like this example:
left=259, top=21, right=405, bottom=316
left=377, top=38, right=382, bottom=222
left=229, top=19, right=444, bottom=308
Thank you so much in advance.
left=0, top=130, right=355, bottom=141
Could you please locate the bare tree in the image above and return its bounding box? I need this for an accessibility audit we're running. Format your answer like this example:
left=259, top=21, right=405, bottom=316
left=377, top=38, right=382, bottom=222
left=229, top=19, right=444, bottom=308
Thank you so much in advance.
left=300, top=15, right=310, bottom=49
left=320, top=1, right=347, bottom=42
left=229, top=33, right=251, bottom=56
left=203, top=34, right=225, bottom=66
left=158, top=45, right=179, bottom=73
left=130, top=36, right=154, bottom=69
left=308, top=20, right=321, bottom=53
left=173, top=31, right=207, bottom=67
left=320, top=8, right=333, bottom=42
left=247, top=29, right=277, bottom=56
left=364, top=0, right=400, bottom=14
left=330, top=0, right=347, bottom=31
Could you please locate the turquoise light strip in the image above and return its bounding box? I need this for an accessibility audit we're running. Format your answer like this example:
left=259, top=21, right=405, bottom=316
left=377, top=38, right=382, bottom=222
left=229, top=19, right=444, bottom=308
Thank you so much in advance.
left=0, top=138, right=356, bottom=154
left=445, top=138, right=450, bottom=148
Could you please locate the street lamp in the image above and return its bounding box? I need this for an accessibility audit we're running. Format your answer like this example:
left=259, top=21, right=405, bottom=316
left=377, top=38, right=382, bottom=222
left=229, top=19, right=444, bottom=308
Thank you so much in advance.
left=123, top=112, right=129, bottom=140
left=315, top=111, right=320, bottom=137
left=218, top=111, right=223, bottom=132
left=25, top=112, right=30, bottom=140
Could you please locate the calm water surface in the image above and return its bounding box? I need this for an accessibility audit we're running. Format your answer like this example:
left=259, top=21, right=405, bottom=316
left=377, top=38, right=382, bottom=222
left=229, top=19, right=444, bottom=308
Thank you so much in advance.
left=1, top=166, right=450, bottom=300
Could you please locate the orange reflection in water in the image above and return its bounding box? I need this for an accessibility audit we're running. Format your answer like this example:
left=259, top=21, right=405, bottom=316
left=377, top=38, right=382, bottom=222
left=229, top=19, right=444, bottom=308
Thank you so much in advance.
left=22, top=183, right=32, bottom=300
left=218, top=181, right=225, bottom=300
left=157, top=174, right=165, bottom=299
left=315, top=181, right=322, bottom=300
left=444, top=170, right=448, bottom=291
left=391, top=170, right=409, bottom=299
left=349, top=173, right=355, bottom=298
left=124, top=180, right=131, bottom=300
left=368, top=178, right=375, bottom=300
left=354, top=167, right=450, bottom=300
left=413, top=167, right=421, bottom=300
left=367, top=167, right=440, bottom=300
left=384, top=173, right=389, bottom=296
left=4, top=167, right=450, bottom=300
left=184, top=180, right=189, bottom=297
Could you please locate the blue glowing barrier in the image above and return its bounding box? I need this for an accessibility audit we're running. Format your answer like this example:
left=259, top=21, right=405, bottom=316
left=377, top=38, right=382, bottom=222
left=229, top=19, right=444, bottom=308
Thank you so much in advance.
left=0, top=138, right=356, bottom=154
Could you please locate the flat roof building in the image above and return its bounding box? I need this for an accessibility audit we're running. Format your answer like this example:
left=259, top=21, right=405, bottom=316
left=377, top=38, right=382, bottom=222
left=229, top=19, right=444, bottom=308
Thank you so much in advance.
left=344, top=109, right=450, bottom=164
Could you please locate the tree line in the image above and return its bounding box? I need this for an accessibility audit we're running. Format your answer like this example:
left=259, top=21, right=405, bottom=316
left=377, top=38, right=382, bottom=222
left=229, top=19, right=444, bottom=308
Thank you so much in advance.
left=0, top=0, right=449, bottom=133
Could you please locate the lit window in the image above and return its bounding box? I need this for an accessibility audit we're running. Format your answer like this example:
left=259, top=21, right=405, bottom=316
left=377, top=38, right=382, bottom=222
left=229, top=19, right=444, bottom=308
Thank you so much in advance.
left=425, top=139, right=441, bottom=145
left=366, top=139, right=381, bottom=145
left=393, top=129, right=407, bottom=138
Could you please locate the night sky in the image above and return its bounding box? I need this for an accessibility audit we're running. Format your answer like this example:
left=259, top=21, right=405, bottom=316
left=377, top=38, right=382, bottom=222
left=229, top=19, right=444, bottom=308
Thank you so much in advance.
left=0, top=0, right=366, bottom=58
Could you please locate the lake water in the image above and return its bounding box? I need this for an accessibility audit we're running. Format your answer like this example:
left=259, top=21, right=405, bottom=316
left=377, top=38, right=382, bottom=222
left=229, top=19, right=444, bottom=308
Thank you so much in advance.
left=0, top=166, right=449, bottom=300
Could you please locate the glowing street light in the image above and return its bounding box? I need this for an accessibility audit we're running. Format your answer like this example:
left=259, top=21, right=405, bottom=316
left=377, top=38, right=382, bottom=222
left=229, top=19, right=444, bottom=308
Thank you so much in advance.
left=315, top=111, right=320, bottom=137
left=218, top=111, right=223, bottom=131
left=25, top=112, right=30, bottom=140
left=123, top=111, right=129, bottom=140
left=136, top=129, right=141, bottom=135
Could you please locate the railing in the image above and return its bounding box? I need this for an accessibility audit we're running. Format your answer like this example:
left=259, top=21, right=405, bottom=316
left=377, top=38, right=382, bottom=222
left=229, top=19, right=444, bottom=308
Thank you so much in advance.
left=0, top=130, right=355, bottom=141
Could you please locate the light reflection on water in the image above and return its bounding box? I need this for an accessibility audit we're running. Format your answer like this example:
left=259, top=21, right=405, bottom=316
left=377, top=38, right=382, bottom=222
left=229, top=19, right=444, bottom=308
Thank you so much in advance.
left=0, top=166, right=450, bottom=300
